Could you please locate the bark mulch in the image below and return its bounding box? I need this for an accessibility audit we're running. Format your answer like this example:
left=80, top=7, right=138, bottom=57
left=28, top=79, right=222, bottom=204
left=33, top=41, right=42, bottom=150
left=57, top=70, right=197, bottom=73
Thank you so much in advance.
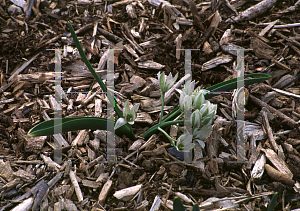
left=1, top=0, right=300, bottom=210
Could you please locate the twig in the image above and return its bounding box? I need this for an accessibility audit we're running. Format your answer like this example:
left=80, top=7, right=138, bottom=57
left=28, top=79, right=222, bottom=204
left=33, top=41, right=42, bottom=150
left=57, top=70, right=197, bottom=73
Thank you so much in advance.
left=261, top=109, right=279, bottom=153
left=8, top=53, right=40, bottom=82
left=255, top=22, right=300, bottom=29
left=275, top=30, right=300, bottom=48
left=272, top=88, right=300, bottom=99
left=163, top=184, right=172, bottom=206
left=249, top=94, right=298, bottom=129
left=227, top=0, right=277, bottom=23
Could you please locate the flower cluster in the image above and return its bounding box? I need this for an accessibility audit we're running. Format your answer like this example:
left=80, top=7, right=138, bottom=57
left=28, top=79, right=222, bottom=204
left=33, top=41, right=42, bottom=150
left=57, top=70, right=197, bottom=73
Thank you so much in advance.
left=174, top=80, right=217, bottom=151
left=156, top=71, right=217, bottom=152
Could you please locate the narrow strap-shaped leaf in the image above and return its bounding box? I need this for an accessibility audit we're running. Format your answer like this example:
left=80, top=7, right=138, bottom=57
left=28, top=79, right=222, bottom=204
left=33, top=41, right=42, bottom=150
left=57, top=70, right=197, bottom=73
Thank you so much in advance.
left=161, top=106, right=180, bottom=123
left=173, top=197, right=185, bottom=211
left=67, top=22, right=123, bottom=118
left=207, top=73, right=271, bottom=93
left=192, top=203, right=200, bottom=211
left=67, top=22, right=137, bottom=141
left=28, top=117, right=136, bottom=141
left=205, top=73, right=271, bottom=100
left=267, top=192, right=278, bottom=211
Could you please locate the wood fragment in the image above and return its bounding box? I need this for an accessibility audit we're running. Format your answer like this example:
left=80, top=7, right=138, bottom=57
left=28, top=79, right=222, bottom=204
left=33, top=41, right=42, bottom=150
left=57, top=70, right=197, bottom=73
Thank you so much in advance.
left=261, top=148, right=293, bottom=179
left=265, top=164, right=295, bottom=186
left=276, top=0, right=300, bottom=14
left=202, top=54, right=232, bottom=71
left=98, top=27, right=124, bottom=43
left=8, top=53, right=40, bottom=82
left=188, top=0, right=204, bottom=31
left=275, top=30, right=300, bottom=48
left=261, top=108, right=279, bottom=153
left=249, top=94, right=298, bottom=129
left=227, top=0, right=277, bottom=23
left=69, top=170, right=84, bottom=202
left=258, top=20, right=278, bottom=37
left=98, top=180, right=113, bottom=204
left=11, top=197, right=34, bottom=211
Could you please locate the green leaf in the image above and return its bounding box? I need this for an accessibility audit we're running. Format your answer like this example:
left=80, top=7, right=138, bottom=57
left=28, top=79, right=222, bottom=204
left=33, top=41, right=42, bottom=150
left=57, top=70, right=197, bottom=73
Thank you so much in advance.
left=67, top=22, right=123, bottom=119
left=29, top=22, right=137, bottom=141
left=27, top=117, right=136, bottom=141
left=173, top=197, right=185, bottom=211
left=192, top=203, right=200, bottom=211
left=161, top=106, right=180, bottom=123
left=267, top=192, right=278, bottom=211
left=205, top=73, right=271, bottom=99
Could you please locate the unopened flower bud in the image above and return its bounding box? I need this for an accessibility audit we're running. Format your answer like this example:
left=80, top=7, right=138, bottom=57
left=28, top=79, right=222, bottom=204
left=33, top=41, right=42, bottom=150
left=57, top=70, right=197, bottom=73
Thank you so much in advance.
left=158, top=71, right=178, bottom=93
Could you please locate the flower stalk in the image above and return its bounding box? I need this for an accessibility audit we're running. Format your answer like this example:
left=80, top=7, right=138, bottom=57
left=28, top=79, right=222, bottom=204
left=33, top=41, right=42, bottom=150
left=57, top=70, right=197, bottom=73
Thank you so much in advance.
left=159, top=93, right=165, bottom=124
left=157, top=71, right=178, bottom=124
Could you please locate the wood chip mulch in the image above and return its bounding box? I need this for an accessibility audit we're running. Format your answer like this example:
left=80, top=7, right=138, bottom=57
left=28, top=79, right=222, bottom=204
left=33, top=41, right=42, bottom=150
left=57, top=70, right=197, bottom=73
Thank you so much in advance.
left=1, top=0, right=300, bottom=210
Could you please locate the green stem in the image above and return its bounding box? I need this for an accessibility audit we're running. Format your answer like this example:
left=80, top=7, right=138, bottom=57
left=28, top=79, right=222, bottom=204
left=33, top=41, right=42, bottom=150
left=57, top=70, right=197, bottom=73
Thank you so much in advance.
left=161, top=106, right=181, bottom=123
left=177, top=124, right=185, bottom=134
left=159, top=92, right=165, bottom=124
left=174, top=112, right=183, bottom=121
left=142, top=120, right=184, bottom=139
left=158, top=127, right=177, bottom=149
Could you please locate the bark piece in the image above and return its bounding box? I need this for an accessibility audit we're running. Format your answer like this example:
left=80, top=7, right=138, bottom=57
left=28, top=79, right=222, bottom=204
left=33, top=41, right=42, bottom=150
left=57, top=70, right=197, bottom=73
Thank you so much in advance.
left=135, top=112, right=153, bottom=124
left=261, top=148, right=293, bottom=179
left=261, top=109, right=279, bottom=153
left=0, top=159, right=14, bottom=182
left=227, top=0, right=277, bottom=23
left=251, top=153, right=266, bottom=180
left=113, top=184, right=142, bottom=201
left=137, top=60, right=165, bottom=69
left=11, top=197, right=34, bottom=211
left=265, top=164, right=295, bottom=186
left=196, top=11, right=221, bottom=48
left=273, top=74, right=296, bottom=90
left=129, top=138, right=145, bottom=151
left=202, top=54, right=233, bottom=71
left=188, top=0, right=204, bottom=30
left=251, top=37, right=275, bottom=60
left=8, top=53, right=40, bottom=82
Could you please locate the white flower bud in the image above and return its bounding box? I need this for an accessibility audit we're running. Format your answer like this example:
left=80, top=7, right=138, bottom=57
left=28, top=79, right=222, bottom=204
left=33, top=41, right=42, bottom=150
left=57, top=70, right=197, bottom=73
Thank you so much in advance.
left=190, top=109, right=202, bottom=129
left=157, top=71, right=178, bottom=93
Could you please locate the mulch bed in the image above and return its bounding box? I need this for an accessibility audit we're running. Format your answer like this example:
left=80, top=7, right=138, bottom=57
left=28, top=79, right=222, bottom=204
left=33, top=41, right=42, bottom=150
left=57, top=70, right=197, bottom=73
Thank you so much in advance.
left=1, top=0, right=300, bottom=210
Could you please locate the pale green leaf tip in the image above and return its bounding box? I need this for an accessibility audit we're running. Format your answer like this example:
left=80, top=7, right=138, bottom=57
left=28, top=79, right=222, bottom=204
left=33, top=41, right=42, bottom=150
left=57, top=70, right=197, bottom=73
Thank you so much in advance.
left=27, top=129, right=34, bottom=137
left=27, top=133, right=33, bottom=137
